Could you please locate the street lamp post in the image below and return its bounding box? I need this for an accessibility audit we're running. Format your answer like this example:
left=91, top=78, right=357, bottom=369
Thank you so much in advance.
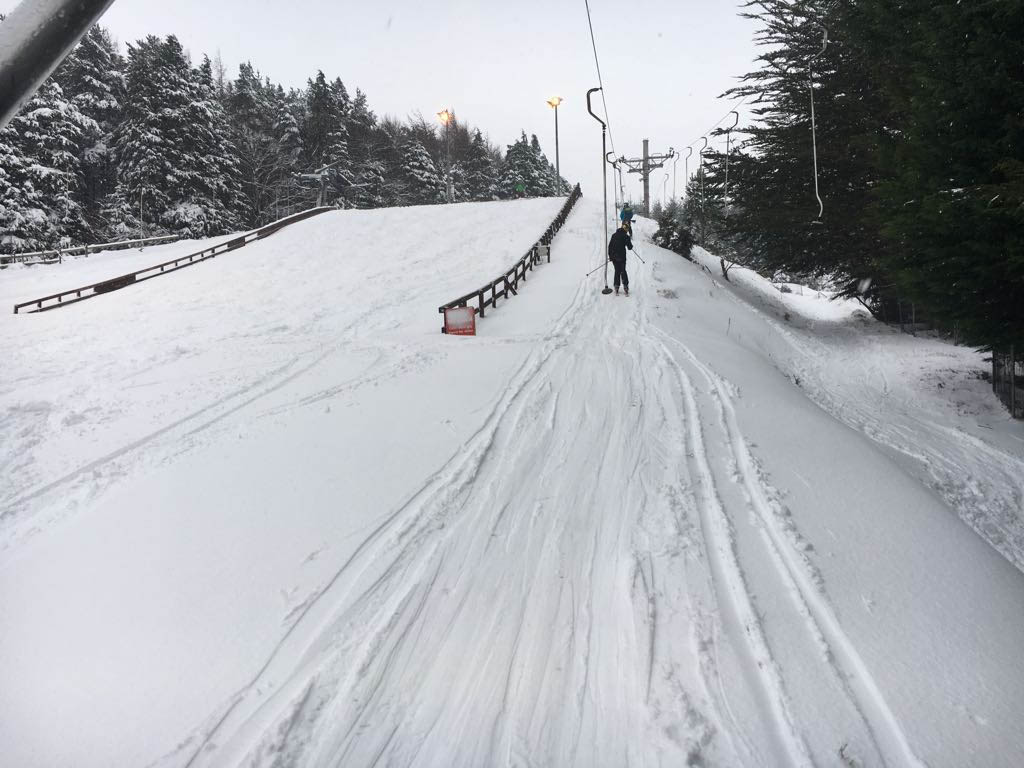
left=437, top=108, right=454, bottom=203
left=547, top=96, right=563, bottom=196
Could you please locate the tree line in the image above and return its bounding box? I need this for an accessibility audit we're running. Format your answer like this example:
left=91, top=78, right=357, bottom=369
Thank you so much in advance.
left=653, top=0, right=1022, bottom=353
left=0, top=25, right=568, bottom=253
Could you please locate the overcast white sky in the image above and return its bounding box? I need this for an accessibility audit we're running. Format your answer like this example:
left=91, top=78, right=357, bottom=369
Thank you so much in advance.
left=5, top=0, right=763, bottom=205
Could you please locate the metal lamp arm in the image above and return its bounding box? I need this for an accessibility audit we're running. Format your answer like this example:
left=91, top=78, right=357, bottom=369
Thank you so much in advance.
left=586, top=87, right=606, bottom=129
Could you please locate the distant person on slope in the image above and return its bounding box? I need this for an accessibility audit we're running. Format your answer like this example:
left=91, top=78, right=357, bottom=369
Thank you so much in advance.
left=619, top=204, right=634, bottom=236
left=608, top=222, right=634, bottom=296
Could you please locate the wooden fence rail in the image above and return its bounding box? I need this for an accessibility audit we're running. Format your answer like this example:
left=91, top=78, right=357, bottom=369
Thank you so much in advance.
left=438, top=184, right=583, bottom=331
left=993, top=345, right=1024, bottom=419
left=12, top=206, right=334, bottom=314
left=0, top=234, right=183, bottom=266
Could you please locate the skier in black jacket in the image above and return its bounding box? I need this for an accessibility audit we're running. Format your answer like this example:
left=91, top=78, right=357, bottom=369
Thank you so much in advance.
left=608, top=223, right=634, bottom=295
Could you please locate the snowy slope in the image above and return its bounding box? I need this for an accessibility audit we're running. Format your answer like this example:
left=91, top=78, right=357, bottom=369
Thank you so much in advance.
left=687, top=247, right=1024, bottom=572
left=1, top=234, right=230, bottom=310
left=2, top=199, right=1024, bottom=768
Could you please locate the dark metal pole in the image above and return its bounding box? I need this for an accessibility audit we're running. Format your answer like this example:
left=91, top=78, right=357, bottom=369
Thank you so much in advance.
left=614, top=160, right=622, bottom=210
left=0, top=0, right=117, bottom=130
left=642, top=138, right=650, bottom=216
left=725, top=110, right=739, bottom=217
left=606, top=151, right=618, bottom=211
left=586, top=87, right=613, bottom=295
left=684, top=146, right=693, bottom=200
left=698, top=137, right=708, bottom=246
left=809, top=26, right=829, bottom=220
left=445, top=118, right=452, bottom=203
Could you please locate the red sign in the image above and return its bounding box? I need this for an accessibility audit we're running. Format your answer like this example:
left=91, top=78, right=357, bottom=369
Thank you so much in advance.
left=444, top=306, right=477, bottom=335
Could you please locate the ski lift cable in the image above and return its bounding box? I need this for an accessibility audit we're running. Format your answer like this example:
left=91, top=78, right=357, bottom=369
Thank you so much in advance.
left=679, top=94, right=752, bottom=157
left=583, top=0, right=617, bottom=157
left=677, top=96, right=750, bottom=205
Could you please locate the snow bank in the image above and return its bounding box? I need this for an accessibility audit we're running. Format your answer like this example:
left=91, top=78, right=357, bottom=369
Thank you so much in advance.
left=690, top=246, right=1024, bottom=572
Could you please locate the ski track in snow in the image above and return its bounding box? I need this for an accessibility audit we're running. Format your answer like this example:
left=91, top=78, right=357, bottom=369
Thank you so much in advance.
left=155, top=212, right=928, bottom=768
left=652, top=325, right=928, bottom=768
left=688, top=248, right=1024, bottom=574
left=156, top=217, right=738, bottom=767
left=6, top=202, right=1023, bottom=767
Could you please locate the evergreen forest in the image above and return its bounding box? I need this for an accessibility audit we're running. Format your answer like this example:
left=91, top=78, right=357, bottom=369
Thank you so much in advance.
left=0, top=26, right=567, bottom=253
left=652, top=0, right=1023, bottom=353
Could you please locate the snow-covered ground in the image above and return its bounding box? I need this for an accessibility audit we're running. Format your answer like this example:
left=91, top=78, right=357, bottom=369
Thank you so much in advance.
left=2, top=199, right=1023, bottom=767
left=1, top=234, right=229, bottom=309
left=690, top=248, right=1024, bottom=572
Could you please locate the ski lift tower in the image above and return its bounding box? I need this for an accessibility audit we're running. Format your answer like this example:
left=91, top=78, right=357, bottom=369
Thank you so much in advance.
left=297, top=160, right=351, bottom=207
left=618, top=140, right=675, bottom=216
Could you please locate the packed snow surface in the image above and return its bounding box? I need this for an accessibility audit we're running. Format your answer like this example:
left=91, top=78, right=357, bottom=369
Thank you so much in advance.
left=2, top=198, right=1023, bottom=767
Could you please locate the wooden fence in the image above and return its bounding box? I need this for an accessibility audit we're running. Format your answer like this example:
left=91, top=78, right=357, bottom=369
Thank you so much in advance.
left=993, top=346, right=1024, bottom=419
left=437, top=185, right=582, bottom=331
left=12, top=206, right=334, bottom=314
left=0, top=234, right=182, bottom=267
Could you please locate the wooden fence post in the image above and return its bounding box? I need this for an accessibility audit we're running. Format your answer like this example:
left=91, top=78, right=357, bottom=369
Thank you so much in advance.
left=1012, top=344, right=1017, bottom=418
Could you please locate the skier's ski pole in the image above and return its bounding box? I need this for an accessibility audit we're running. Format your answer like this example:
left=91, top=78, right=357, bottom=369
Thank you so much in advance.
left=631, top=248, right=646, bottom=265
left=585, top=261, right=606, bottom=277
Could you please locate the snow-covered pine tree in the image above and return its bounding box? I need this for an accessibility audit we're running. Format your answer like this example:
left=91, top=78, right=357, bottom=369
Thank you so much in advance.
left=652, top=198, right=696, bottom=260
left=496, top=133, right=536, bottom=198
left=299, top=71, right=350, bottom=205
left=400, top=138, right=445, bottom=205
left=110, top=35, right=176, bottom=237
left=855, top=0, right=1024, bottom=350
left=347, top=88, right=376, bottom=163
left=351, top=158, right=386, bottom=209
left=450, top=161, right=468, bottom=202
left=228, top=62, right=280, bottom=226
left=723, top=1, right=885, bottom=284
left=273, top=87, right=303, bottom=164
left=188, top=55, right=241, bottom=234
left=269, top=88, right=304, bottom=217
left=1, top=81, right=93, bottom=249
left=146, top=35, right=201, bottom=232
left=113, top=36, right=239, bottom=238
left=302, top=71, right=347, bottom=169
left=54, top=25, right=124, bottom=234
left=529, top=133, right=556, bottom=195
left=345, top=89, right=387, bottom=209
left=330, top=78, right=351, bottom=120
left=0, top=119, right=43, bottom=253
left=463, top=129, right=497, bottom=201
left=375, top=118, right=409, bottom=206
